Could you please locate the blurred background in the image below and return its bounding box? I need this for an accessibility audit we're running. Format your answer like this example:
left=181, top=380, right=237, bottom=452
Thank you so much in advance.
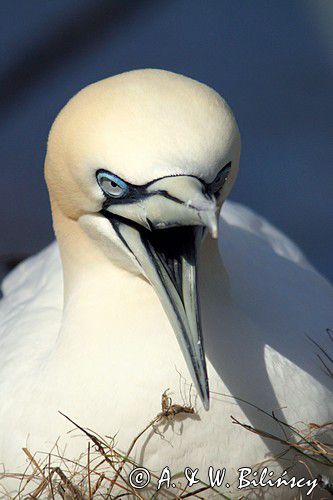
left=0, top=0, right=332, bottom=283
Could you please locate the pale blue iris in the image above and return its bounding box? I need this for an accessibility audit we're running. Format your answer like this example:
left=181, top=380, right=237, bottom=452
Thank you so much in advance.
left=97, top=171, right=129, bottom=198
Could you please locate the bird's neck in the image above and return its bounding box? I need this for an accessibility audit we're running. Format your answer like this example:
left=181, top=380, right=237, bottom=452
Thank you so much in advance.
left=51, top=206, right=153, bottom=354
left=51, top=204, right=229, bottom=359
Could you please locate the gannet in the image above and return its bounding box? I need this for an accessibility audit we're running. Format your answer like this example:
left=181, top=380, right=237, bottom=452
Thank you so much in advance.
left=0, top=69, right=332, bottom=498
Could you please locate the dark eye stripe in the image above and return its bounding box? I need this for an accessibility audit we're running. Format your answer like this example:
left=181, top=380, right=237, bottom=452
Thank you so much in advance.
left=96, top=162, right=232, bottom=208
left=209, top=162, right=232, bottom=193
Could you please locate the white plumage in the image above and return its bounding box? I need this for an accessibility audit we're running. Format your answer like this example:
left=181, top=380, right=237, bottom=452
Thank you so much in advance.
left=0, top=70, right=332, bottom=498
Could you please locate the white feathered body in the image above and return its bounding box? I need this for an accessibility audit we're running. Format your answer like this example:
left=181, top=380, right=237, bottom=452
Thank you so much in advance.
left=0, top=202, right=332, bottom=497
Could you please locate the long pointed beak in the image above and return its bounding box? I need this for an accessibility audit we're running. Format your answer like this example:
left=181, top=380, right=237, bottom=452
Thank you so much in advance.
left=111, top=217, right=210, bottom=409
left=103, top=176, right=219, bottom=410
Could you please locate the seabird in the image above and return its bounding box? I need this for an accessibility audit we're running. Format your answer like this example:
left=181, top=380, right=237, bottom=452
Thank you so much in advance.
left=0, top=69, right=332, bottom=497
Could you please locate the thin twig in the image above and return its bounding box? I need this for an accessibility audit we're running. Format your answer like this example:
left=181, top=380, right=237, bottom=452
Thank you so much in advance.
left=87, top=442, right=92, bottom=499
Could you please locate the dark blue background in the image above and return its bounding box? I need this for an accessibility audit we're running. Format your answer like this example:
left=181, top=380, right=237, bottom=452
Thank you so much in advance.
left=1, top=1, right=332, bottom=281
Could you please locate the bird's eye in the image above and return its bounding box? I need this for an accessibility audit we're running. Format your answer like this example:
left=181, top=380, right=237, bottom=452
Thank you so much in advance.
left=210, top=162, right=231, bottom=194
left=96, top=171, right=128, bottom=198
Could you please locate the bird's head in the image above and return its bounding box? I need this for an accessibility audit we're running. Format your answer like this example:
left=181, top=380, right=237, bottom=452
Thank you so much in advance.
left=45, top=69, right=240, bottom=410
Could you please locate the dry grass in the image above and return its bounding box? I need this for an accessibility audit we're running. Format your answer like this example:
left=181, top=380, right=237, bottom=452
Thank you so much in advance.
left=225, top=328, right=333, bottom=498
left=0, top=390, right=226, bottom=500
left=1, top=329, right=333, bottom=499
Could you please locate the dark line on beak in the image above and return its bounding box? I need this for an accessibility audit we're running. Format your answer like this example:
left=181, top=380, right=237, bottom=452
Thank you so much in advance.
left=159, top=191, right=197, bottom=210
left=104, top=212, right=141, bottom=267
left=146, top=217, right=154, bottom=231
